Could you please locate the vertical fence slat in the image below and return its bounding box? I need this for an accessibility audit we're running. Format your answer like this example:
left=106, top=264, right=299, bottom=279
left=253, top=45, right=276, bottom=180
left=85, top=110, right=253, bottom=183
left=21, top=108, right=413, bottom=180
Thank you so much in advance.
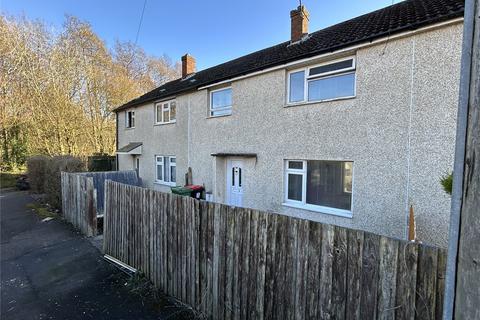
left=273, top=215, right=287, bottom=320
left=255, top=211, right=268, bottom=320
left=239, top=207, right=251, bottom=320
left=263, top=213, right=278, bottom=320
left=359, top=233, right=381, bottom=320
left=331, top=226, right=348, bottom=320
left=435, top=249, right=447, bottom=320
left=232, top=207, right=243, bottom=320
left=377, top=236, right=399, bottom=320
left=247, top=209, right=259, bottom=320
left=319, top=224, right=334, bottom=319
left=346, top=229, right=364, bottom=320
left=225, top=205, right=236, bottom=320
left=306, top=222, right=322, bottom=319
left=415, top=246, right=438, bottom=320
left=294, top=218, right=309, bottom=320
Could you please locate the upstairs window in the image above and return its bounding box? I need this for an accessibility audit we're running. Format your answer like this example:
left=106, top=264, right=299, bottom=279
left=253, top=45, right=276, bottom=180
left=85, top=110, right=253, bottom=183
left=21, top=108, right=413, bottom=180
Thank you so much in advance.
left=155, top=100, right=176, bottom=124
left=125, top=110, right=135, bottom=128
left=284, top=160, right=353, bottom=217
left=288, top=57, right=356, bottom=104
left=210, top=87, right=232, bottom=117
left=155, top=155, right=176, bottom=185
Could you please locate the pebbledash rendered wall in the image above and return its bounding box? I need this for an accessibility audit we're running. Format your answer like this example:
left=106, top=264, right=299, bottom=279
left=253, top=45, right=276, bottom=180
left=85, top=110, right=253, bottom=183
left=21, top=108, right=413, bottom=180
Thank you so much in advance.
left=117, top=21, right=463, bottom=247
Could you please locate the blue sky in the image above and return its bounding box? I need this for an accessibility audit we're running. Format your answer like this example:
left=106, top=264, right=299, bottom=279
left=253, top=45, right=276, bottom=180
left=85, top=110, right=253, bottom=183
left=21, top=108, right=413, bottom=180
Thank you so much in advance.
left=1, top=0, right=400, bottom=70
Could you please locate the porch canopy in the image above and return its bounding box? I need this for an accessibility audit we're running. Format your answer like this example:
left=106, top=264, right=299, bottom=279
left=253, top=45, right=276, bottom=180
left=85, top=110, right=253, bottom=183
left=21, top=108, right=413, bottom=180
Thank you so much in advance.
left=210, top=152, right=257, bottom=158
left=116, top=142, right=142, bottom=155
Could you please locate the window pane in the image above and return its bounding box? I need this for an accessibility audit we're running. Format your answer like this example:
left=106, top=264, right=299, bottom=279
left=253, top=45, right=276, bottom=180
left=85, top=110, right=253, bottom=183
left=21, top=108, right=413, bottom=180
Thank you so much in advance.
left=170, top=165, right=176, bottom=183
left=288, top=161, right=303, bottom=170
left=211, top=88, right=232, bottom=109
left=309, top=59, right=353, bottom=76
left=170, top=102, right=176, bottom=120
left=308, top=73, right=355, bottom=101
left=289, top=71, right=305, bottom=102
left=156, top=105, right=162, bottom=123
left=306, top=161, right=352, bottom=210
left=170, top=157, right=176, bottom=164
left=157, top=164, right=163, bottom=181
left=164, top=157, right=170, bottom=182
left=287, top=174, right=303, bottom=201
left=343, top=162, right=353, bottom=193
left=163, top=109, right=170, bottom=123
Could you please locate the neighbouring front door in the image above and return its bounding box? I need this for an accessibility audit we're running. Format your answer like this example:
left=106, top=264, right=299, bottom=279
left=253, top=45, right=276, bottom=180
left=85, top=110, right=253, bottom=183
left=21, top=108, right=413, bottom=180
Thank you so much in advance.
left=226, top=159, right=243, bottom=207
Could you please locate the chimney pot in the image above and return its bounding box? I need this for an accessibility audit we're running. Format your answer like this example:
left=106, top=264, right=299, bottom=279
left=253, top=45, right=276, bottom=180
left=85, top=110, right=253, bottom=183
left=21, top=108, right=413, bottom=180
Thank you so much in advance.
left=181, top=54, right=196, bottom=78
left=290, top=5, right=309, bottom=42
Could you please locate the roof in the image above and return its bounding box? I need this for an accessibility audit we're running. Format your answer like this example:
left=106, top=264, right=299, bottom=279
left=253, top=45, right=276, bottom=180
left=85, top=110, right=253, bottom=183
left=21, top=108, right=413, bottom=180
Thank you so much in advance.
left=114, top=0, right=464, bottom=112
left=116, top=142, right=143, bottom=153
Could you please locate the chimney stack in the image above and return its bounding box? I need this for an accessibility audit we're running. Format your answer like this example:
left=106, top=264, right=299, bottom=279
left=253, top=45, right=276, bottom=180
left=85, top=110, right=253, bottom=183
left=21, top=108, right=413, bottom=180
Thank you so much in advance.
left=290, top=5, right=309, bottom=42
left=181, top=54, right=196, bottom=78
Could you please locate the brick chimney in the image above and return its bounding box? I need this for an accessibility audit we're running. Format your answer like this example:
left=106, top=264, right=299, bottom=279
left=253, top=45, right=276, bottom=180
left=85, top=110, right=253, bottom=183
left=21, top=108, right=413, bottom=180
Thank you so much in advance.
left=181, top=54, right=196, bottom=78
left=290, top=5, right=309, bottom=42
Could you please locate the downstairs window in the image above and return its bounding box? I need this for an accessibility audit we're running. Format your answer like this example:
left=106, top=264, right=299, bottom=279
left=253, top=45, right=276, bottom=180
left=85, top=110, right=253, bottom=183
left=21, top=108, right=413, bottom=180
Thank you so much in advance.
left=155, top=155, right=176, bottom=185
left=284, top=160, right=353, bottom=216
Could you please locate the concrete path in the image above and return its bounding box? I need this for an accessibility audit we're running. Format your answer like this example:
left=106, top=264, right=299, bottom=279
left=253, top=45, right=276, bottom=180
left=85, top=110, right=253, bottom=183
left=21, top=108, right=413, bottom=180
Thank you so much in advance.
left=0, top=191, right=189, bottom=320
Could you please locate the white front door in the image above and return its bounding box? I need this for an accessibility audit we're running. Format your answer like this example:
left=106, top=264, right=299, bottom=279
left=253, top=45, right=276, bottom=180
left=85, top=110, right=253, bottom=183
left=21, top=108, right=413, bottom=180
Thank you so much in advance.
left=226, top=159, right=244, bottom=207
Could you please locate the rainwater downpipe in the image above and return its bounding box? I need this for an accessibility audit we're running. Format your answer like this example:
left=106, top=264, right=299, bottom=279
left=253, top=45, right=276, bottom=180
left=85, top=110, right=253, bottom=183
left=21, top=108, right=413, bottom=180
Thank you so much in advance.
left=404, top=35, right=416, bottom=239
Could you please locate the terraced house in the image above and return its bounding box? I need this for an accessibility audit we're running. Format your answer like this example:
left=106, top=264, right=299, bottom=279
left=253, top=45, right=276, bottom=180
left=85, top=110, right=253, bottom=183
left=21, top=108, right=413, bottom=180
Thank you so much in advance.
left=114, top=0, right=465, bottom=247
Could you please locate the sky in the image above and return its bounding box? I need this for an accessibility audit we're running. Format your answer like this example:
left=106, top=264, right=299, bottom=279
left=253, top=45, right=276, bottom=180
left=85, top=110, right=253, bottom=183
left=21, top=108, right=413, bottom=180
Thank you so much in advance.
left=1, top=0, right=401, bottom=70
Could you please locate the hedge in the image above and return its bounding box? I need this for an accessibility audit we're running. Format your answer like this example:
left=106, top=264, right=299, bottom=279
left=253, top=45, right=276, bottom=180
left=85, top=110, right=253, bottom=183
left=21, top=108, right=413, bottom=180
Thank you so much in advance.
left=26, top=155, right=49, bottom=193
left=27, top=155, right=86, bottom=209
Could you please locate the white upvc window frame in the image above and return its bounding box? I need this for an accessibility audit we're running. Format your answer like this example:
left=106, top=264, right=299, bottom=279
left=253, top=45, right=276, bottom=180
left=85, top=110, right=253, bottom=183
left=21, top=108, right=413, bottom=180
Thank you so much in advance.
left=209, top=87, right=232, bottom=117
left=284, top=160, right=307, bottom=205
left=155, top=155, right=176, bottom=186
left=283, top=159, right=354, bottom=218
left=286, top=56, right=357, bottom=105
left=154, top=99, right=176, bottom=125
left=125, top=109, right=135, bottom=128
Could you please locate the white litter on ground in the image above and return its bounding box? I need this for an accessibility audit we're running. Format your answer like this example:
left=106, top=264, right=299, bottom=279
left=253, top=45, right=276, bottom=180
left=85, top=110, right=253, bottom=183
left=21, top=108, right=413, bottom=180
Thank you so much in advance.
left=42, top=217, right=54, bottom=222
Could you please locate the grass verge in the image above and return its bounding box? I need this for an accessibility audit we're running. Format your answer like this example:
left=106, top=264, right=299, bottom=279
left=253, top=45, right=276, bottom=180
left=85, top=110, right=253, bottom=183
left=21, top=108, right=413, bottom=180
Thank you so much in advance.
left=0, top=172, right=23, bottom=189
left=26, top=203, right=56, bottom=219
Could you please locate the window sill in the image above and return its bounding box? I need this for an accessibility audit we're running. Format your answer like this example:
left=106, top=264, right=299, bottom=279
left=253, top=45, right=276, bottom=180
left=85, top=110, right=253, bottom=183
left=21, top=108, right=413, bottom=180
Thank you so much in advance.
left=154, top=181, right=176, bottom=187
left=207, top=113, right=232, bottom=119
left=285, top=95, right=355, bottom=108
left=154, top=121, right=176, bottom=126
left=125, top=127, right=135, bottom=130
left=282, top=202, right=352, bottom=218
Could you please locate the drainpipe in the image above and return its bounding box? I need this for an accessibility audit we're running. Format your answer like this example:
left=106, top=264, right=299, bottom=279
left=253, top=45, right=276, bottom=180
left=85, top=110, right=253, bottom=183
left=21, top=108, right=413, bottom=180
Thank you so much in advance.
left=404, top=35, right=416, bottom=240
left=443, top=0, right=475, bottom=318
left=187, top=95, right=191, bottom=168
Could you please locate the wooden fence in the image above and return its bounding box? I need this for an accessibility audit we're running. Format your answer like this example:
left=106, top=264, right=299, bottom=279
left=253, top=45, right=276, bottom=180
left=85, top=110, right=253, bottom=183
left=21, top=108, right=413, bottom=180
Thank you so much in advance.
left=103, top=181, right=447, bottom=320
left=61, top=172, right=97, bottom=236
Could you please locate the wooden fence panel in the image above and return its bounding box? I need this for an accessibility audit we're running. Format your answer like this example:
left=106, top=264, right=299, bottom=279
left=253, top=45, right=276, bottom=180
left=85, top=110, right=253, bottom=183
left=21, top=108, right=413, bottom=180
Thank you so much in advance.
left=61, top=172, right=97, bottom=236
left=103, top=181, right=448, bottom=320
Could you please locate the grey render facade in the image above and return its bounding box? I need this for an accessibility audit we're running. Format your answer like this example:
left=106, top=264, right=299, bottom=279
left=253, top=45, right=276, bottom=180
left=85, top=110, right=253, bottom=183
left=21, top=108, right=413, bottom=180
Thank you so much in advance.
left=115, top=0, right=464, bottom=247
